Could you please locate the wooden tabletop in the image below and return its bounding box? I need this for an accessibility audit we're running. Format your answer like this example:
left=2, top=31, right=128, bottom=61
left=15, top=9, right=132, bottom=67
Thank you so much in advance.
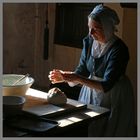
left=3, top=88, right=110, bottom=137
left=23, top=95, right=49, bottom=109
left=23, top=88, right=110, bottom=126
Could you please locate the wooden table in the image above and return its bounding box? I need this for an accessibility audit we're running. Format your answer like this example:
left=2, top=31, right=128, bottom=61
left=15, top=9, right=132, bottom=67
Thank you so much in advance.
left=3, top=88, right=110, bottom=137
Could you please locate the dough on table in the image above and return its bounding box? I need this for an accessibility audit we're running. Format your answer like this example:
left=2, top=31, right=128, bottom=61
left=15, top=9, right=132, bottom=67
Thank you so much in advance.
left=47, top=87, right=67, bottom=105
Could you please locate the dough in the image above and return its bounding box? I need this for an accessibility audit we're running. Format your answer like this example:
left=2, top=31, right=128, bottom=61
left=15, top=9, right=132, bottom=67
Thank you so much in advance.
left=47, top=87, right=67, bottom=105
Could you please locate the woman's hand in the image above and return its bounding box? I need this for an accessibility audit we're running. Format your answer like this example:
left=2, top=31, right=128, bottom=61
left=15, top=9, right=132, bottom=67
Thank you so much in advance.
left=48, top=69, right=64, bottom=84
left=48, top=69, right=80, bottom=84
left=48, top=69, right=103, bottom=91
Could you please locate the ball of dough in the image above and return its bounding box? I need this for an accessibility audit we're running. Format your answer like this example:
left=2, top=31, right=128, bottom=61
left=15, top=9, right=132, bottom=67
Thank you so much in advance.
left=47, top=87, right=67, bottom=105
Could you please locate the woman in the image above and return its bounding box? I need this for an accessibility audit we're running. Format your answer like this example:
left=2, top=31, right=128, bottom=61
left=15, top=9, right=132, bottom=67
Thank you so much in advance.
left=48, top=4, right=135, bottom=136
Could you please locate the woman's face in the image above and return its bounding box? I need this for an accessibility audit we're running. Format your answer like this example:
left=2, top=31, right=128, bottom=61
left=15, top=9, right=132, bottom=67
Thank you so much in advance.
left=88, top=18, right=106, bottom=43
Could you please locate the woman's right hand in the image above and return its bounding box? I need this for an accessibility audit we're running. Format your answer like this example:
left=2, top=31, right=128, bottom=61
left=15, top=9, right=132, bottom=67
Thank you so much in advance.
left=48, top=69, right=65, bottom=84
left=48, top=69, right=79, bottom=84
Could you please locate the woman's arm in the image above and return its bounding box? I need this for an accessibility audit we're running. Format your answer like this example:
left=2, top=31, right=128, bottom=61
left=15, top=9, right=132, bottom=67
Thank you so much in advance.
left=48, top=69, right=103, bottom=91
left=62, top=72, right=104, bottom=91
left=100, top=41, right=129, bottom=92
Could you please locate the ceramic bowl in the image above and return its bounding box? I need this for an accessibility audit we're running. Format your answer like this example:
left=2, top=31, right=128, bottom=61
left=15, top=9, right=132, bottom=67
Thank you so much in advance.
left=2, top=74, right=34, bottom=96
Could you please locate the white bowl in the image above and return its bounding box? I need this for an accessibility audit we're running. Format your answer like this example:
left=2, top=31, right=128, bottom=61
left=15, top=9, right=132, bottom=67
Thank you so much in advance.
left=3, top=95, right=26, bottom=117
left=2, top=74, right=34, bottom=96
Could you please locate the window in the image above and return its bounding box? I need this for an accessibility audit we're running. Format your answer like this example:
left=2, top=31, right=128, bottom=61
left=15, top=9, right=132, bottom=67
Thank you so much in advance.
left=54, top=3, right=100, bottom=48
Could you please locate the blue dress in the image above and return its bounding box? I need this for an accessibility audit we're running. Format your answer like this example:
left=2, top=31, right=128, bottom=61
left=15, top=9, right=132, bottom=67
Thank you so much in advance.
left=75, top=35, right=129, bottom=104
left=74, top=35, right=135, bottom=136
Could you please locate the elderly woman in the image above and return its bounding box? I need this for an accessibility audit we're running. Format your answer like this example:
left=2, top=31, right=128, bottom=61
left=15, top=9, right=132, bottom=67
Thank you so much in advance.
left=49, top=4, right=135, bottom=136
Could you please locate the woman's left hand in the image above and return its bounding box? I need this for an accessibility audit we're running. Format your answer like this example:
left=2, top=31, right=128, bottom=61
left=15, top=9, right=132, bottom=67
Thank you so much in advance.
left=48, top=69, right=80, bottom=84
left=48, top=69, right=64, bottom=84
